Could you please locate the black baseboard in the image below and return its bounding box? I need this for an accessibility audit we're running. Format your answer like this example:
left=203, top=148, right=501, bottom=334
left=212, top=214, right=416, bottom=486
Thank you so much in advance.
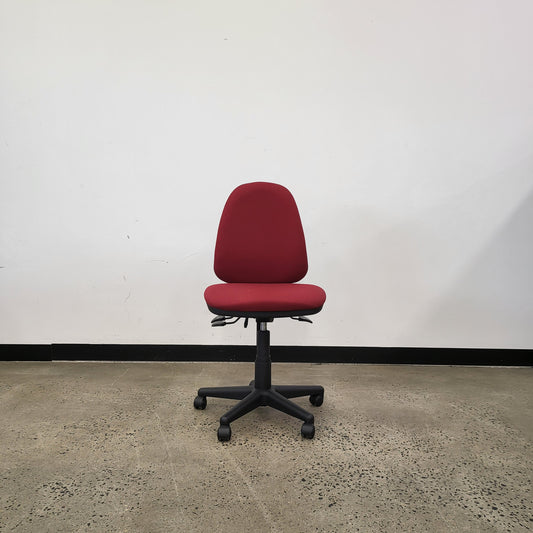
left=0, top=344, right=531, bottom=366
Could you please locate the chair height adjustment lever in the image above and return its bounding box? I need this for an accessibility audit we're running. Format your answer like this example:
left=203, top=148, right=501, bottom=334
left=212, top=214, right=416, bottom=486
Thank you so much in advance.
left=211, top=316, right=241, bottom=327
left=290, top=316, right=313, bottom=324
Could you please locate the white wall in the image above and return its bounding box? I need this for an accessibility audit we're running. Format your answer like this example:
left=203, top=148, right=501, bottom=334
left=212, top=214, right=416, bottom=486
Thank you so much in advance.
left=1, top=0, right=532, bottom=348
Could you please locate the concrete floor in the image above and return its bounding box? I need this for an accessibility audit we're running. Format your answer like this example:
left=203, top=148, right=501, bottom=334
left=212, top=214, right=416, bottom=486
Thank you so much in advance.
left=0, top=362, right=531, bottom=532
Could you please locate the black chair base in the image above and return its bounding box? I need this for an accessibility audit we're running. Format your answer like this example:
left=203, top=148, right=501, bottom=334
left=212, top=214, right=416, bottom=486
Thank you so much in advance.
left=194, top=320, right=324, bottom=441
left=195, top=382, right=324, bottom=441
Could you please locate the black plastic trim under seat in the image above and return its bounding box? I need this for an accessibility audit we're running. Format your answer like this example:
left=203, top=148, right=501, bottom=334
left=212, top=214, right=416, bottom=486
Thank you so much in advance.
left=206, top=305, right=324, bottom=319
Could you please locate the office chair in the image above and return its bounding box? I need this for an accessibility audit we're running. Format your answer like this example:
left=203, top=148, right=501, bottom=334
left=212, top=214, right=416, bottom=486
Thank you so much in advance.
left=194, top=182, right=326, bottom=441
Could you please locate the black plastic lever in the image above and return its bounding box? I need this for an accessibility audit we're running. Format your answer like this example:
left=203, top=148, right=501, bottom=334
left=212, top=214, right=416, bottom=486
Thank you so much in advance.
left=211, top=316, right=241, bottom=327
left=290, top=316, right=313, bottom=324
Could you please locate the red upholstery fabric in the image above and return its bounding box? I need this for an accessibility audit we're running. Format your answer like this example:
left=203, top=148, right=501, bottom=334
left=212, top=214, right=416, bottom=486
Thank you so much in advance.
left=214, top=182, right=308, bottom=283
left=205, top=283, right=326, bottom=313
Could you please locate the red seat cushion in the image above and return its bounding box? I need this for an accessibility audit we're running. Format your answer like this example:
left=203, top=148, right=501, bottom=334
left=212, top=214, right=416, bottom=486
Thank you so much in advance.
left=205, top=283, right=326, bottom=313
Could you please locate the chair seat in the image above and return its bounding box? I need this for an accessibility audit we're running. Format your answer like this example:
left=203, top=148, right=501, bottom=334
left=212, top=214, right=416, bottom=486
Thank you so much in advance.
left=204, top=283, right=326, bottom=314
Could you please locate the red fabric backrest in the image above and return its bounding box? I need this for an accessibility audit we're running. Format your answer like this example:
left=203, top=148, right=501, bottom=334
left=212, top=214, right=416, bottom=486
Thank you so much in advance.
left=214, top=182, right=308, bottom=283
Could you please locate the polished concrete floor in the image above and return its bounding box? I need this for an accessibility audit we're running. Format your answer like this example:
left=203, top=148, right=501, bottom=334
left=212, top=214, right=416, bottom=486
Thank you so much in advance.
left=0, top=361, right=531, bottom=532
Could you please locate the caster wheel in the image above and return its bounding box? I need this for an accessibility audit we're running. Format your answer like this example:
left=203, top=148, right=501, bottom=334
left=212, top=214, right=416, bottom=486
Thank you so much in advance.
left=218, top=425, right=231, bottom=442
left=301, top=422, right=315, bottom=439
left=309, top=394, right=323, bottom=407
left=194, top=396, right=206, bottom=410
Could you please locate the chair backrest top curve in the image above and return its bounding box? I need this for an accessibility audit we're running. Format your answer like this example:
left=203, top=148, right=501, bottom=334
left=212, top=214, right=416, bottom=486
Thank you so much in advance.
left=214, top=182, right=308, bottom=283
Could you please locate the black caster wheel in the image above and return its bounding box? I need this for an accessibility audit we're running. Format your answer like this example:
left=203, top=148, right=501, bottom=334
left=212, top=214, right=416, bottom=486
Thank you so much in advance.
left=217, top=424, right=232, bottom=442
left=194, top=396, right=207, bottom=410
left=309, top=394, right=323, bottom=407
left=301, top=422, right=315, bottom=439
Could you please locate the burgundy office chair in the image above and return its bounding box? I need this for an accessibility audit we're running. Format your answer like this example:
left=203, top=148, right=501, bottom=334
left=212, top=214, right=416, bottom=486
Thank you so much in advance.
left=194, top=182, right=326, bottom=441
